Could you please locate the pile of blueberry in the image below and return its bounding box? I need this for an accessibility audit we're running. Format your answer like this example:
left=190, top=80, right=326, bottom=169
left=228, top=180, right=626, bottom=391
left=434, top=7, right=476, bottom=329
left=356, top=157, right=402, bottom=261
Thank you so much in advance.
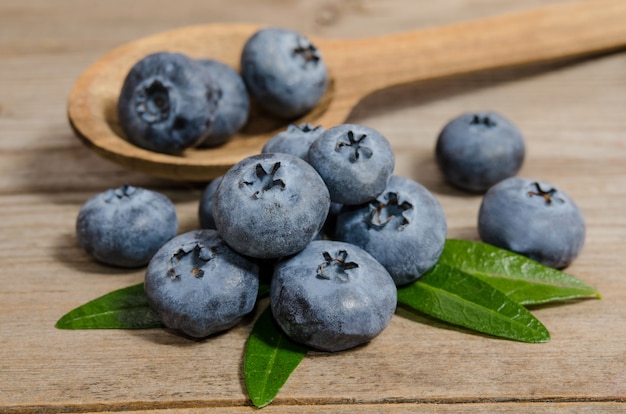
left=435, top=111, right=586, bottom=269
left=116, top=27, right=328, bottom=154
left=76, top=26, right=585, bottom=351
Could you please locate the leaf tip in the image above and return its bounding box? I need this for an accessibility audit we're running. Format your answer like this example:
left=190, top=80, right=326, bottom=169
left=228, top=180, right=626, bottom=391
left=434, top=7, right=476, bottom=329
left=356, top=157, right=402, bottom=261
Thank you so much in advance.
left=250, top=396, right=273, bottom=409
left=55, top=315, right=71, bottom=330
left=521, top=327, right=550, bottom=344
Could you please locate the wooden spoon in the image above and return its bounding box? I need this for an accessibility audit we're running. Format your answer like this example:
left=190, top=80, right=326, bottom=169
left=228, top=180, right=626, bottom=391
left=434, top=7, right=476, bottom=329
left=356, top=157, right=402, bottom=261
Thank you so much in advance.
left=68, top=0, right=626, bottom=181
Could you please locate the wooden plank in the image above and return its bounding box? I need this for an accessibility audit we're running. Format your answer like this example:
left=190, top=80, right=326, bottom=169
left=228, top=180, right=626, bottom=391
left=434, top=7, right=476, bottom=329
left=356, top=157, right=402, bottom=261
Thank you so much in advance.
left=3, top=402, right=626, bottom=413
left=0, top=0, right=624, bottom=412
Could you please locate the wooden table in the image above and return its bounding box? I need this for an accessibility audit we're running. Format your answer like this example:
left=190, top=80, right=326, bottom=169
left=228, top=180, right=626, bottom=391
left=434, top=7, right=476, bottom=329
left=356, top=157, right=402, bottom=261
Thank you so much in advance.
left=1, top=1, right=624, bottom=412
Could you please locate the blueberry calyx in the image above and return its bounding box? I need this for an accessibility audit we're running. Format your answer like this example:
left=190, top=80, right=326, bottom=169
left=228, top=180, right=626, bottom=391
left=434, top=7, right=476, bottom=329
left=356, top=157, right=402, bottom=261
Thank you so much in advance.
left=335, top=130, right=373, bottom=163
left=289, top=123, right=322, bottom=134
left=212, top=85, right=224, bottom=102
left=243, top=162, right=286, bottom=199
left=469, top=114, right=497, bottom=128
left=292, top=39, right=321, bottom=67
left=527, top=182, right=564, bottom=206
left=166, top=242, right=214, bottom=280
left=135, top=80, right=172, bottom=123
left=317, top=250, right=359, bottom=282
left=104, top=184, right=137, bottom=202
left=368, top=192, right=412, bottom=231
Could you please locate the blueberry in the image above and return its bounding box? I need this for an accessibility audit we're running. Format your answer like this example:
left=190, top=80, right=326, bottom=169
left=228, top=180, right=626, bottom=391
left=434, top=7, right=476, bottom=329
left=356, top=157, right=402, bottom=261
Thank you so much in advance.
left=241, top=27, right=328, bottom=119
left=435, top=111, right=525, bottom=193
left=76, top=185, right=178, bottom=268
left=262, top=123, right=324, bottom=160
left=478, top=177, right=585, bottom=269
left=334, top=175, right=447, bottom=286
left=145, top=229, right=259, bottom=338
left=270, top=240, right=397, bottom=352
left=213, top=153, right=330, bottom=258
left=198, top=176, right=223, bottom=229
left=308, top=124, right=395, bottom=205
left=117, top=52, right=219, bottom=154
left=196, top=59, right=250, bottom=147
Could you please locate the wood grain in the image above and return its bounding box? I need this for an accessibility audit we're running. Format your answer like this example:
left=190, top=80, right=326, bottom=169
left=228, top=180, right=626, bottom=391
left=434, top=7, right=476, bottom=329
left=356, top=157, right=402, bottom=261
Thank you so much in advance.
left=1, top=0, right=625, bottom=413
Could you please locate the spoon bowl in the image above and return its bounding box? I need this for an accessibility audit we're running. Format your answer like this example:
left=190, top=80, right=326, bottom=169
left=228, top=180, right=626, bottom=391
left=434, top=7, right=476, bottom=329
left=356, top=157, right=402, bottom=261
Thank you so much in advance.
left=68, top=0, right=626, bottom=181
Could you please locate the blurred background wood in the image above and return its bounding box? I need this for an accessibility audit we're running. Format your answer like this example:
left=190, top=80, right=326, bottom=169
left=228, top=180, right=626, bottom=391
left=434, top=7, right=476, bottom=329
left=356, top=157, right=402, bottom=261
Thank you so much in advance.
left=0, top=0, right=624, bottom=412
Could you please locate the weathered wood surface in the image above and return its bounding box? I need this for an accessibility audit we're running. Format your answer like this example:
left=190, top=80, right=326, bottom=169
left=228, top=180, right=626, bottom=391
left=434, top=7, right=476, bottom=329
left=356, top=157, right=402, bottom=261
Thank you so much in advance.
left=0, top=0, right=624, bottom=412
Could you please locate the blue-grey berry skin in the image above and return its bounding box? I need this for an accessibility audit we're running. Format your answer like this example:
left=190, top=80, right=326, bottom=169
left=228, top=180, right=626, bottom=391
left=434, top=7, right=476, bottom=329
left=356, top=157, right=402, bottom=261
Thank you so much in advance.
left=76, top=185, right=178, bottom=268
left=270, top=240, right=397, bottom=352
left=308, top=124, right=395, bottom=205
left=478, top=177, right=585, bottom=269
left=241, top=27, right=328, bottom=119
left=196, top=59, right=250, bottom=147
left=262, top=123, right=324, bottom=160
left=145, top=229, right=259, bottom=338
left=117, top=52, right=218, bottom=154
left=198, top=176, right=223, bottom=229
left=435, top=111, right=525, bottom=193
left=334, top=175, right=447, bottom=286
left=213, top=153, right=330, bottom=259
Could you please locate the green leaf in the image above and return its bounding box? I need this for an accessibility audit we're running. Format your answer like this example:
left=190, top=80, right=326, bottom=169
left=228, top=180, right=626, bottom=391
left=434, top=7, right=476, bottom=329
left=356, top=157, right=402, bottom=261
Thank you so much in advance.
left=398, top=263, right=550, bottom=343
left=244, top=306, right=308, bottom=408
left=439, top=239, right=601, bottom=305
left=55, top=283, right=162, bottom=329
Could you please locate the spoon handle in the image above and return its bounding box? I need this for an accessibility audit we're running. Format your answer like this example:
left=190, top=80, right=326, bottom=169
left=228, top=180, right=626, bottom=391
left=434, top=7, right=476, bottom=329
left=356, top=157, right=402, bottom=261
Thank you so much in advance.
left=323, top=0, right=626, bottom=95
